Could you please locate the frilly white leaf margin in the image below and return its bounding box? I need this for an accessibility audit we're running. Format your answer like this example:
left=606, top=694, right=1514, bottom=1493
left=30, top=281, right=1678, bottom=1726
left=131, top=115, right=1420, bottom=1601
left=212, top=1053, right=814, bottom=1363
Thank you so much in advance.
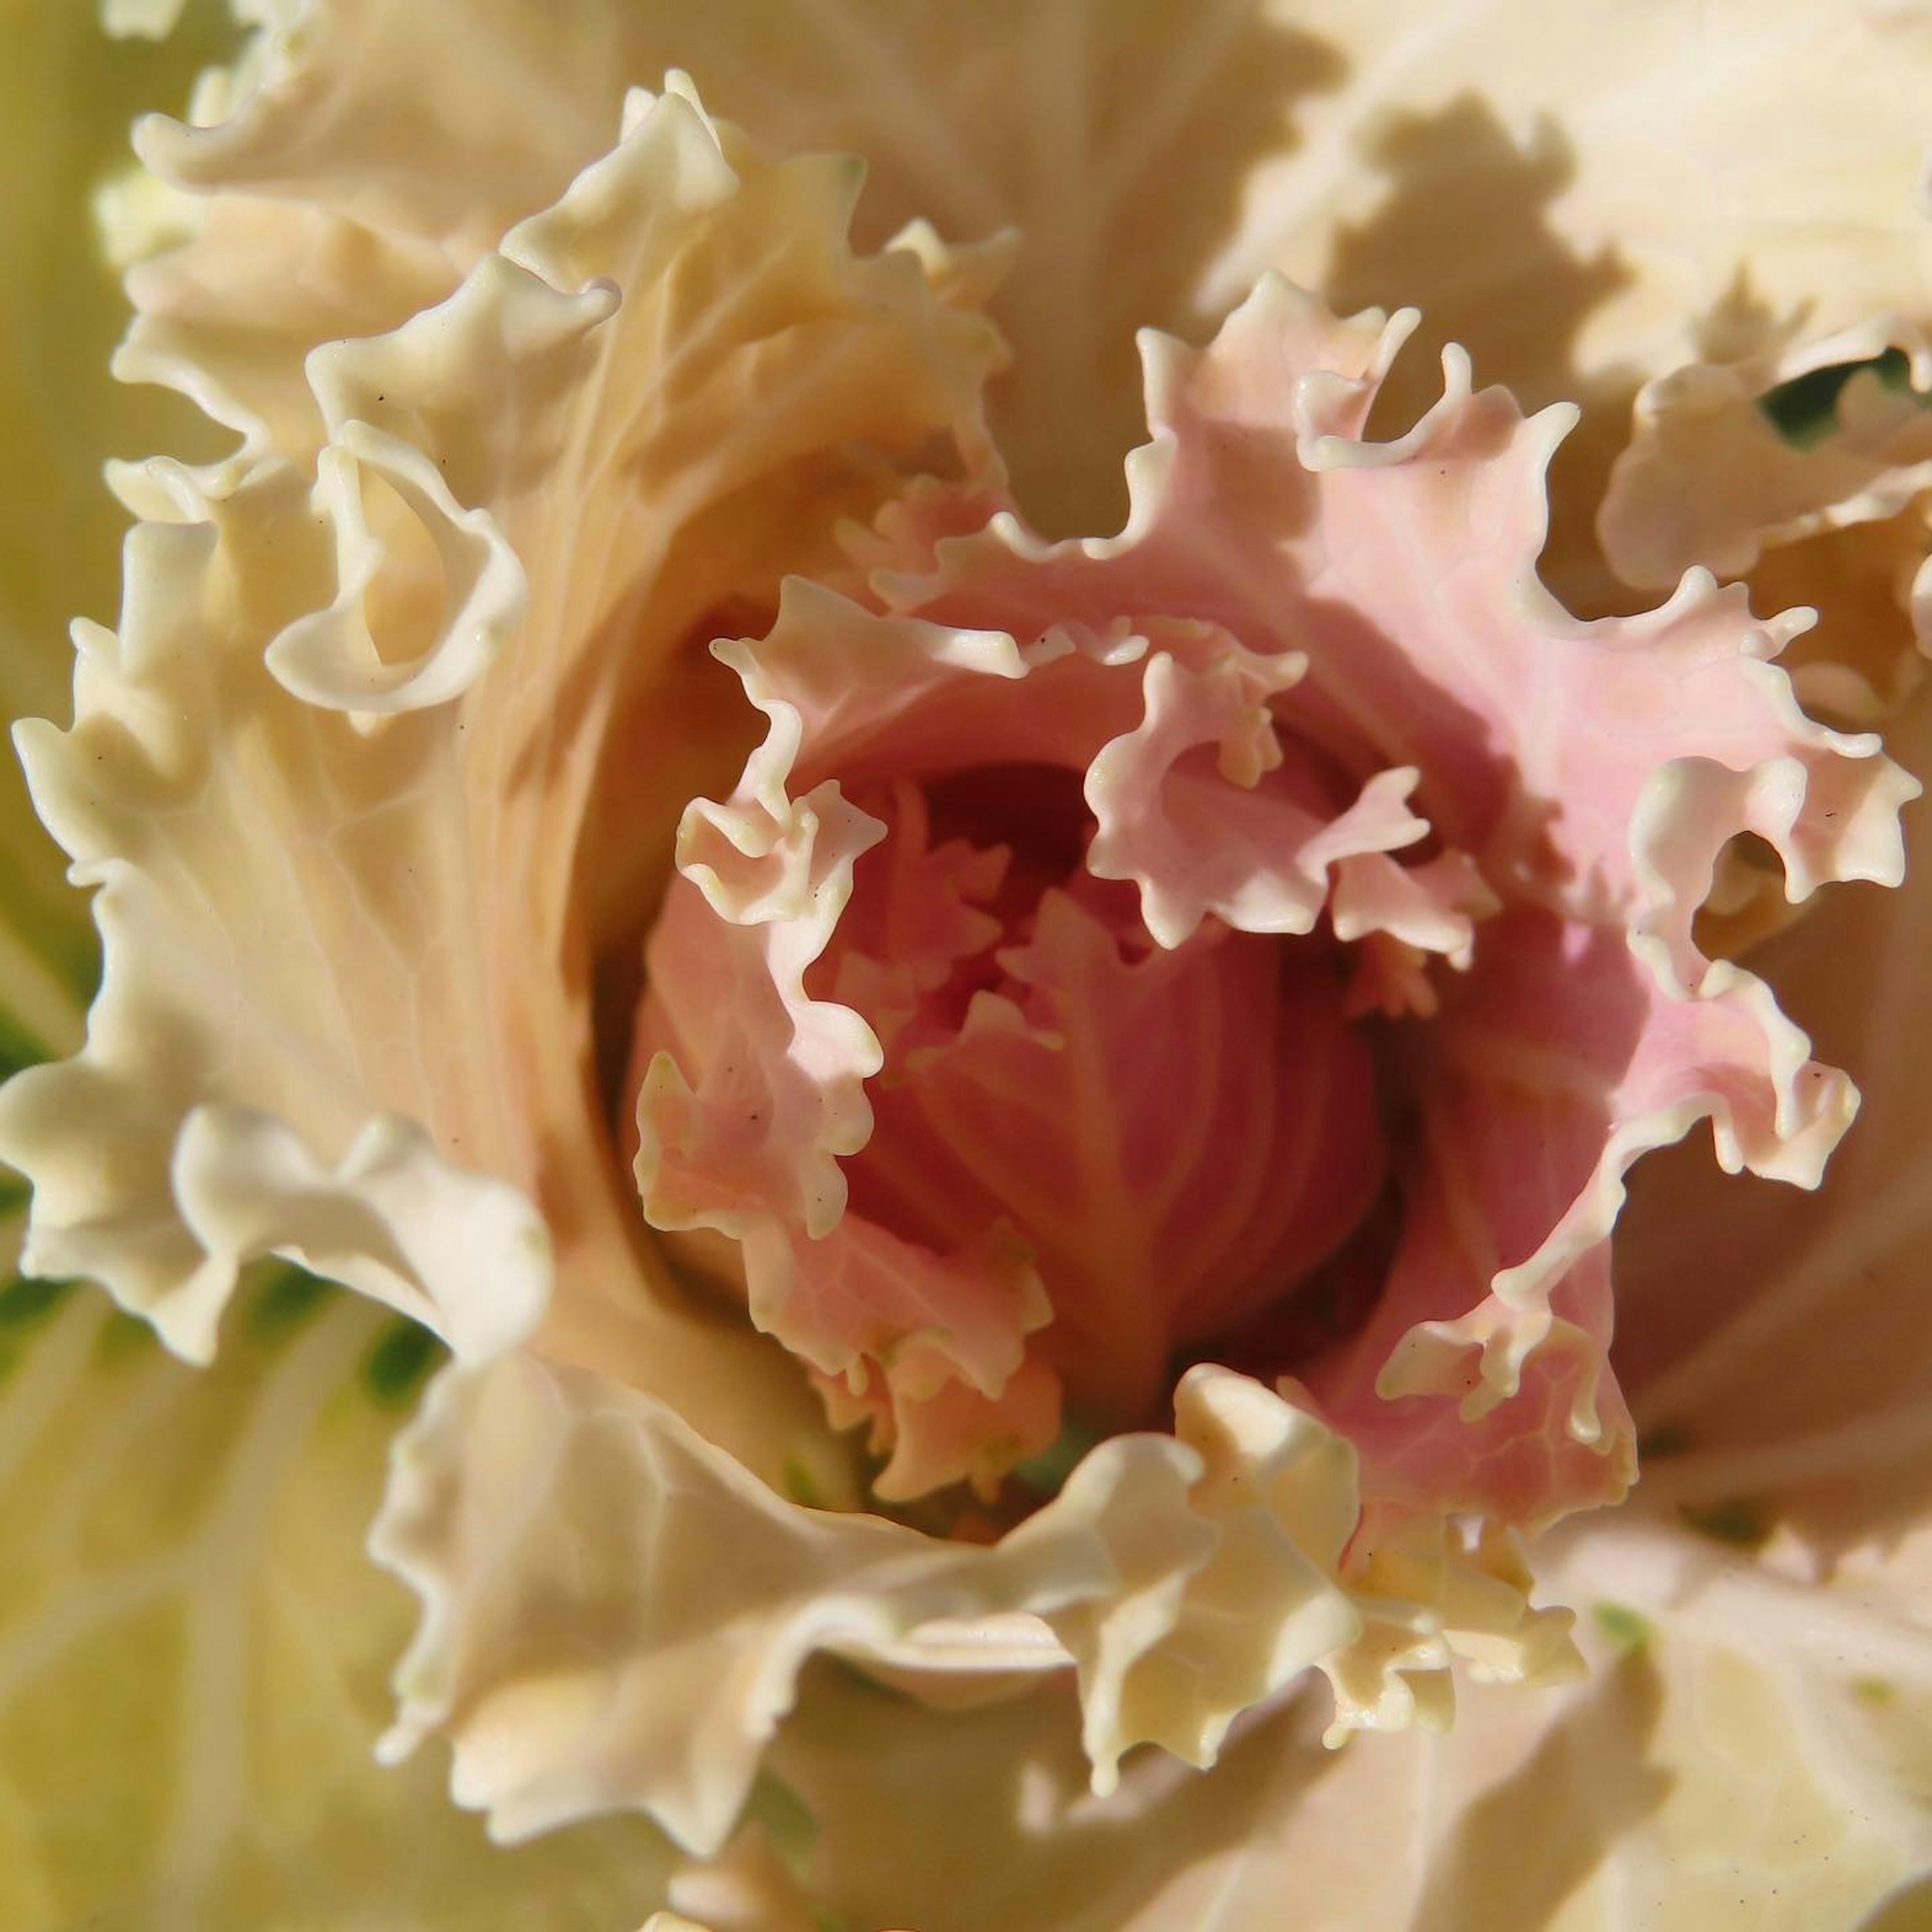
left=369, top=1352, right=1578, bottom=1855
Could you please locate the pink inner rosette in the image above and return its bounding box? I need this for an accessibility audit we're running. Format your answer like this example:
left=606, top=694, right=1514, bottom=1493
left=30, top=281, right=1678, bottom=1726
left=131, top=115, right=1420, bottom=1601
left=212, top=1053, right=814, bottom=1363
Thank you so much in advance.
left=633, top=275, right=1914, bottom=1544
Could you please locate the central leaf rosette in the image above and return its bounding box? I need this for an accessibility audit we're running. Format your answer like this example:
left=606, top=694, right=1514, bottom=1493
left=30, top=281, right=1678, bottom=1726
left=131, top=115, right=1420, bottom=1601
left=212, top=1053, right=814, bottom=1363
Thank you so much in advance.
left=633, top=596, right=1454, bottom=1498
left=632, top=278, right=1913, bottom=1533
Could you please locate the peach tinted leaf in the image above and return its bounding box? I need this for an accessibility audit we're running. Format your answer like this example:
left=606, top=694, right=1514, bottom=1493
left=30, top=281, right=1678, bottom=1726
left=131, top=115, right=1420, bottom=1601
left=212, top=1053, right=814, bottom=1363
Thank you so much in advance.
left=648, top=1825, right=824, bottom=1932
left=0, top=79, right=999, bottom=1505
left=15, top=0, right=1927, bottom=1897
left=369, top=1339, right=1157, bottom=1850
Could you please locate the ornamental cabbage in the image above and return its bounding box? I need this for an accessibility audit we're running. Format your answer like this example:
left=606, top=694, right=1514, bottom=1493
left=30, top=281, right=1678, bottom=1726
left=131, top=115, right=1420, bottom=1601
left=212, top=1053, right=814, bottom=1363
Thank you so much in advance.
left=3, top=5, right=1932, bottom=1930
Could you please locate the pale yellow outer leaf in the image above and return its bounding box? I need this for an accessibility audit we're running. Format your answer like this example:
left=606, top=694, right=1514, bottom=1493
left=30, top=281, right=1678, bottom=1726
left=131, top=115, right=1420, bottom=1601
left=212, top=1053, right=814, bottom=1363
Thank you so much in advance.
left=0, top=0, right=236, bottom=1023
left=0, top=1269, right=678, bottom=1930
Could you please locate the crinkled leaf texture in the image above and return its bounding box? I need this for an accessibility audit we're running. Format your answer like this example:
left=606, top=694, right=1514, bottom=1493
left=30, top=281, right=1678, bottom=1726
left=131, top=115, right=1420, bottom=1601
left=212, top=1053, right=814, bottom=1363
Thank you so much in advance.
left=0, top=0, right=246, bottom=1044
left=1617, top=688, right=1932, bottom=1561
left=8, top=1264, right=1927, bottom=1929
left=1, top=0, right=1924, bottom=1908
left=0, top=54, right=1008, bottom=1856
left=0, top=70, right=1003, bottom=1468
left=752, top=1512, right=1932, bottom=1932
left=123, top=0, right=1932, bottom=953
left=136, top=0, right=1932, bottom=564
left=641, top=271, right=1910, bottom=1519
left=387, top=278, right=1906, bottom=1846
left=1602, top=334, right=1932, bottom=765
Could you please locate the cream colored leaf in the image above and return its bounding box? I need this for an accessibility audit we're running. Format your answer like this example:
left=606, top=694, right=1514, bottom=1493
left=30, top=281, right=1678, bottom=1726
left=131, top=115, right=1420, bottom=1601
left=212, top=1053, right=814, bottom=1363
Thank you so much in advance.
left=370, top=1345, right=1100, bottom=1854
left=165, top=1, right=1932, bottom=569
left=758, top=1515, right=1932, bottom=1932
left=654, top=1824, right=826, bottom=1932
left=0, top=79, right=1000, bottom=1503
left=122, top=0, right=1334, bottom=537
left=1603, top=340, right=1932, bottom=599
left=18, top=6, right=1932, bottom=1918
left=1225, top=0, right=1932, bottom=614
left=370, top=1354, right=1579, bottom=1854
left=1600, top=346, right=1932, bottom=827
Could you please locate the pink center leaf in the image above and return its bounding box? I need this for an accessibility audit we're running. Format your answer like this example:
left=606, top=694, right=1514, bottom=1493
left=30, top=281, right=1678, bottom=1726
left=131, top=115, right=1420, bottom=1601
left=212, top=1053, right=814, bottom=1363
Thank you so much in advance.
left=630, top=276, right=1914, bottom=1530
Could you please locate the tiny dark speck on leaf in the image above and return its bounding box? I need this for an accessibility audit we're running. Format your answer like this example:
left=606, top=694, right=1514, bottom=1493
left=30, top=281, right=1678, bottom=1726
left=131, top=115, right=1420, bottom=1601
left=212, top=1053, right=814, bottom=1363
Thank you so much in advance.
left=247, top=1264, right=333, bottom=1341
left=0, top=1274, right=77, bottom=1330
left=362, top=1317, right=447, bottom=1407
left=1679, top=1497, right=1772, bottom=1550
